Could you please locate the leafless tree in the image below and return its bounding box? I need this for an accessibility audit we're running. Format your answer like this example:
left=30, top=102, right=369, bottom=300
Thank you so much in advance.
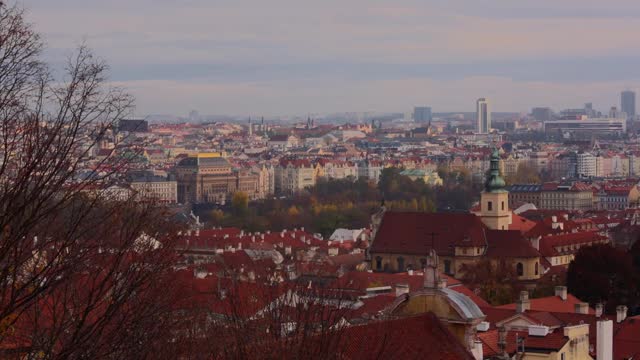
left=0, top=3, right=182, bottom=358
left=167, top=262, right=367, bottom=359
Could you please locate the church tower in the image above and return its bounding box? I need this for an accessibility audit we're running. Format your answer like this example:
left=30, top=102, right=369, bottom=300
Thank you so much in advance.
left=479, top=148, right=512, bottom=230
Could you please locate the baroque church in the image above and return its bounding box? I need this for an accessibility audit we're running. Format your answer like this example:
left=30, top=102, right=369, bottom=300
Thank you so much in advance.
left=368, top=149, right=543, bottom=282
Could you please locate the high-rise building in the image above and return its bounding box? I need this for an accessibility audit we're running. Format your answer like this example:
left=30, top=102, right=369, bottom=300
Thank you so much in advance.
left=476, top=98, right=490, bottom=133
left=531, top=107, right=552, bottom=121
left=584, top=103, right=596, bottom=117
left=621, top=90, right=636, bottom=119
left=544, top=116, right=626, bottom=139
left=413, top=106, right=432, bottom=123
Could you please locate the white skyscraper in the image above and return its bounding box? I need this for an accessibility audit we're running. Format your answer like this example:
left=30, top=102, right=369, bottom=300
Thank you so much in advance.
left=476, top=98, right=491, bottom=133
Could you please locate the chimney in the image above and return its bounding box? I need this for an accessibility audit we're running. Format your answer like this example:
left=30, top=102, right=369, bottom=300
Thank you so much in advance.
left=516, top=291, right=530, bottom=313
left=597, top=320, right=613, bottom=360
left=616, top=305, right=628, bottom=323
left=395, top=283, right=409, bottom=297
left=530, top=236, right=540, bottom=251
left=476, top=321, right=490, bottom=332
left=471, top=339, right=483, bottom=360
left=498, top=327, right=507, bottom=356
left=595, top=303, right=604, bottom=318
left=555, top=286, right=567, bottom=301
left=574, top=302, right=589, bottom=314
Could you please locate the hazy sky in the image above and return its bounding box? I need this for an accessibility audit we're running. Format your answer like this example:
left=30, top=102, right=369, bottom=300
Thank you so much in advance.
left=21, top=0, right=640, bottom=117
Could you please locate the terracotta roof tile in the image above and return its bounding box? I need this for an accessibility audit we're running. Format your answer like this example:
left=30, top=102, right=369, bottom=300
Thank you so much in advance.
left=496, top=294, right=594, bottom=314
left=339, top=313, right=475, bottom=359
left=371, top=212, right=487, bottom=256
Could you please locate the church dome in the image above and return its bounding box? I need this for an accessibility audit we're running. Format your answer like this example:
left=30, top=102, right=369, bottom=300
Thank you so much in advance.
left=485, top=148, right=506, bottom=193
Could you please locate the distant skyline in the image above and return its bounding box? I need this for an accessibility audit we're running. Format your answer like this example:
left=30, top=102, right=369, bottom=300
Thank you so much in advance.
left=21, top=0, right=640, bottom=117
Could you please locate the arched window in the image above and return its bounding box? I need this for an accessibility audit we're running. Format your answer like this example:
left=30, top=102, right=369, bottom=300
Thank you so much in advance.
left=535, top=262, right=539, bottom=276
left=444, top=260, right=452, bottom=275
left=375, top=256, right=382, bottom=270
left=516, top=262, right=524, bottom=276
left=397, top=257, right=405, bottom=272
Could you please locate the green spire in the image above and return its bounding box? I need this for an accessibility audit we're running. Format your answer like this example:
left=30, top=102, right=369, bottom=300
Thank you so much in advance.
left=485, top=148, right=506, bottom=193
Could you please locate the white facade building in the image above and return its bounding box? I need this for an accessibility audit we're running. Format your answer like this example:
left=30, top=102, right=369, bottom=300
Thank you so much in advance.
left=576, top=152, right=597, bottom=178
left=476, top=98, right=491, bottom=134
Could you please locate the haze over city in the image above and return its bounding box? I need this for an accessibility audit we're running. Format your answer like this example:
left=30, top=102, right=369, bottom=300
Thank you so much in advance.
left=4, top=1, right=640, bottom=359
left=22, top=0, right=640, bottom=116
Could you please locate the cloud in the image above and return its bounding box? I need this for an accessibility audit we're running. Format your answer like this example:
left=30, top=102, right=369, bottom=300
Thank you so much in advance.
left=114, top=76, right=633, bottom=117
left=18, top=0, right=640, bottom=115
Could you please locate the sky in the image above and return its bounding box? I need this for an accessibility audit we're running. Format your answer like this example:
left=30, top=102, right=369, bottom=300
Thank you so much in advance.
left=20, top=0, right=640, bottom=117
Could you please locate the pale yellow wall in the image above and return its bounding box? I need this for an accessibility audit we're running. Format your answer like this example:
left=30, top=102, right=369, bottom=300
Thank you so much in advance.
left=479, top=191, right=512, bottom=230
left=371, top=252, right=541, bottom=280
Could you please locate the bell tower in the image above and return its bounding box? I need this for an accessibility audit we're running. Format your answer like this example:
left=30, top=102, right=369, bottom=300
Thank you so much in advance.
left=479, top=148, right=511, bottom=230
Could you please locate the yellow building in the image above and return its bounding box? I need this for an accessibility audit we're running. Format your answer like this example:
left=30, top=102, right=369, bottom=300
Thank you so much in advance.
left=369, top=150, right=541, bottom=282
left=382, top=251, right=486, bottom=359
left=479, top=149, right=512, bottom=231
left=368, top=211, right=541, bottom=282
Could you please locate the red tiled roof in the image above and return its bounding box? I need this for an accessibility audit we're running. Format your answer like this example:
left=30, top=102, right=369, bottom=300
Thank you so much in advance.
left=338, top=313, right=475, bottom=359
left=485, top=230, right=541, bottom=258
left=371, top=212, right=487, bottom=256
left=496, top=294, right=594, bottom=314
left=614, top=315, right=640, bottom=360
left=478, top=328, right=569, bottom=357
left=538, top=231, right=608, bottom=257
left=331, top=271, right=431, bottom=293
left=509, top=214, right=538, bottom=233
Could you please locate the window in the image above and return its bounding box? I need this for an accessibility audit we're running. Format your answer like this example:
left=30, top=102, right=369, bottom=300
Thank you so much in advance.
left=535, top=262, right=539, bottom=276
left=444, top=260, right=452, bottom=275
left=397, top=257, right=405, bottom=272
left=487, top=201, right=493, bottom=211
left=375, top=256, right=382, bottom=270
left=501, top=201, right=505, bottom=211
left=516, top=262, right=524, bottom=276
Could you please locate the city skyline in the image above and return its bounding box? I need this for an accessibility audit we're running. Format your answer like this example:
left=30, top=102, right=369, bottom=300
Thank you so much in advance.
left=21, top=0, right=640, bottom=116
